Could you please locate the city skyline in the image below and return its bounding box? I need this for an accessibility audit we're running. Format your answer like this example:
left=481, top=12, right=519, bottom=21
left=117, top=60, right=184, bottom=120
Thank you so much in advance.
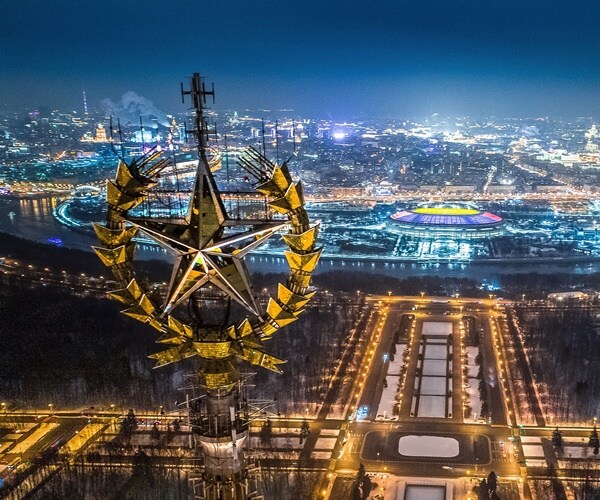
left=3, top=3, right=600, bottom=498
left=3, top=1, right=600, bottom=118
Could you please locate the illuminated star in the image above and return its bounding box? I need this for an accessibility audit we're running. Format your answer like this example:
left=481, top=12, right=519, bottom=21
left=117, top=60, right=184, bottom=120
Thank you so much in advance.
left=128, top=156, right=286, bottom=317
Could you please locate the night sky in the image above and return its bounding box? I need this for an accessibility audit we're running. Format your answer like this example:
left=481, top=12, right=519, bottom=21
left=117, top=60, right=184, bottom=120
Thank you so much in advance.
left=2, top=0, right=600, bottom=118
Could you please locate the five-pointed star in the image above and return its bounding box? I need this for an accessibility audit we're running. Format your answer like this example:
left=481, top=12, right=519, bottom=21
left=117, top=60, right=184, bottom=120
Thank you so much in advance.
left=128, top=159, right=286, bottom=318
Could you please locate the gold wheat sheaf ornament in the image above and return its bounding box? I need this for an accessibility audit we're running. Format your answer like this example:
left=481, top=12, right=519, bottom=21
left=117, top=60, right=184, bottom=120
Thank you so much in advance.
left=93, top=143, right=320, bottom=390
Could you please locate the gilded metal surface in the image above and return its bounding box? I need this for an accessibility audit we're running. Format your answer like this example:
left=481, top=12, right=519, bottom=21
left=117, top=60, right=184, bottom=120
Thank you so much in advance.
left=276, top=283, right=312, bottom=311
left=92, top=223, right=138, bottom=247
left=106, top=181, right=143, bottom=211
left=282, top=225, right=318, bottom=252
left=266, top=298, right=298, bottom=327
left=284, top=249, right=322, bottom=274
left=269, top=182, right=304, bottom=214
left=95, top=145, right=320, bottom=389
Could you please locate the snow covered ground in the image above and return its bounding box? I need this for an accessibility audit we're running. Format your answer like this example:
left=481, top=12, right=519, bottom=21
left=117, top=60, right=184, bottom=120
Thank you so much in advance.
left=250, top=450, right=299, bottom=460
left=425, top=344, right=448, bottom=359
left=314, top=437, right=337, bottom=449
left=463, top=346, right=482, bottom=423
left=10, top=423, right=60, bottom=454
left=465, top=346, right=479, bottom=378
left=420, top=376, right=448, bottom=395
left=417, top=395, right=447, bottom=418
left=319, top=429, right=340, bottom=437
left=404, top=485, right=446, bottom=500
left=375, top=344, right=408, bottom=419
left=563, top=437, right=590, bottom=445
left=398, top=435, right=459, bottom=457
left=560, top=446, right=598, bottom=458
left=381, top=476, right=456, bottom=500
left=248, top=436, right=304, bottom=449
left=64, top=423, right=105, bottom=453
left=412, top=326, right=453, bottom=417
left=422, top=359, right=447, bottom=376
left=422, top=322, right=453, bottom=335
left=521, top=436, right=543, bottom=444
left=522, top=444, right=545, bottom=458
left=464, top=379, right=481, bottom=422
left=388, top=344, right=407, bottom=375
left=525, top=459, right=547, bottom=467
left=377, top=375, right=400, bottom=418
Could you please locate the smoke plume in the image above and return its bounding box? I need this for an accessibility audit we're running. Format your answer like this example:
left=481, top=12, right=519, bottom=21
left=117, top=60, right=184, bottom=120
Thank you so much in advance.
left=101, top=91, right=169, bottom=127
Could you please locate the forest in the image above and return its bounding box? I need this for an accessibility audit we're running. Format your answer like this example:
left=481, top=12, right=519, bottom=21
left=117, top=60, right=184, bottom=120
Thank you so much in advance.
left=516, top=303, right=600, bottom=423
left=0, top=283, right=360, bottom=413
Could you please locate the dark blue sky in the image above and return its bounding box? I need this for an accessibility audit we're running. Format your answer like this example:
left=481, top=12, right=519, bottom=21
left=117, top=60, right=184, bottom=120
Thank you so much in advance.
left=2, top=0, right=600, bottom=118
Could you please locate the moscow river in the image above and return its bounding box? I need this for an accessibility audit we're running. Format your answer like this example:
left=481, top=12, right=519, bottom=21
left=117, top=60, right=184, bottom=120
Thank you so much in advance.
left=1, top=195, right=600, bottom=282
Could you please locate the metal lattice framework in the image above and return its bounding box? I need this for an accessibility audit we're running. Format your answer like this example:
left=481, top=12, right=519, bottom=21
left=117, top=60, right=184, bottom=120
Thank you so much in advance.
left=93, top=122, right=320, bottom=394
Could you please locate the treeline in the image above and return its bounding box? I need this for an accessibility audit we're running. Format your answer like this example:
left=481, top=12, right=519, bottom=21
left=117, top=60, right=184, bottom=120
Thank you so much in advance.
left=0, top=230, right=170, bottom=281
left=30, top=459, right=189, bottom=500
left=500, top=272, right=600, bottom=299
left=0, top=285, right=185, bottom=409
left=4, top=229, right=599, bottom=301
left=251, top=270, right=485, bottom=298
left=0, top=282, right=358, bottom=413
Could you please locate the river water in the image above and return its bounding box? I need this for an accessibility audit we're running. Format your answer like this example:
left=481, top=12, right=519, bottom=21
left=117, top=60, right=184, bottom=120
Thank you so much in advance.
left=1, top=196, right=600, bottom=281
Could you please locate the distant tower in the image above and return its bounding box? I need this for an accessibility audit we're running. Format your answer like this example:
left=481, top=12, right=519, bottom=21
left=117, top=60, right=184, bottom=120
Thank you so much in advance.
left=94, top=124, right=108, bottom=142
left=82, top=90, right=89, bottom=115
left=585, top=139, right=598, bottom=153
left=586, top=124, right=599, bottom=140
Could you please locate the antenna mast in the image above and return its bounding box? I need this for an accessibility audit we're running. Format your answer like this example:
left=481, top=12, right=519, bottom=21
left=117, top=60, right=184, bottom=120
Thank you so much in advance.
left=261, top=118, right=266, bottom=157
left=82, top=90, right=88, bottom=115
left=275, top=119, right=279, bottom=164
left=139, top=115, right=145, bottom=151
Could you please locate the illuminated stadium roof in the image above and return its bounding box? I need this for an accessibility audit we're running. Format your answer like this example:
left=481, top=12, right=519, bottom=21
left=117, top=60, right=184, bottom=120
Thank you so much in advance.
left=388, top=203, right=504, bottom=240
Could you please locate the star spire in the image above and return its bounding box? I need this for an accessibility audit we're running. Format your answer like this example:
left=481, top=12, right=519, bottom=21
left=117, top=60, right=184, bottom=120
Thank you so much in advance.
left=128, top=73, right=285, bottom=319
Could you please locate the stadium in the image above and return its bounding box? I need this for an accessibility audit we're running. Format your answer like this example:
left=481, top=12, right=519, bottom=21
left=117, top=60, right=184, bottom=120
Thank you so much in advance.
left=388, top=203, right=504, bottom=240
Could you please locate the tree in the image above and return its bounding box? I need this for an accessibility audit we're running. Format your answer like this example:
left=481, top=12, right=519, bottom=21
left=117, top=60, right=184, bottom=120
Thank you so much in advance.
left=478, top=379, right=488, bottom=402
left=481, top=401, right=489, bottom=419
left=487, top=471, right=498, bottom=494
left=119, top=409, right=138, bottom=443
left=552, top=427, right=563, bottom=447
left=172, top=418, right=181, bottom=432
left=299, top=419, right=310, bottom=444
left=150, top=423, right=160, bottom=443
left=589, top=425, right=599, bottom=455
left=260, top=418, right=273, bottom=446
left=474, top=479, right=488, bottom=499
left=351, top=463, right=372, bottom=500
